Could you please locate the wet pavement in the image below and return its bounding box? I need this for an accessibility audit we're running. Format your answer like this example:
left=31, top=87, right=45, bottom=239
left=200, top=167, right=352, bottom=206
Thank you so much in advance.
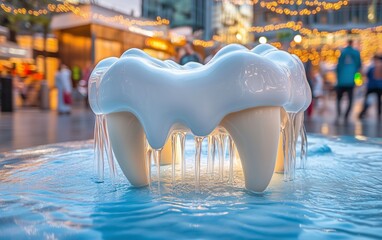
left=305, top=95, right=382, bottom=138
left=0, top=108, right=95, bottom=152
left=0, top=96, right=381, bottom=152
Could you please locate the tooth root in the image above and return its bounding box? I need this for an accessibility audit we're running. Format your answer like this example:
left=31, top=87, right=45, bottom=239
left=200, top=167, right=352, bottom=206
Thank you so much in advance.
left=221, top=107, right=280, bottom=192
left=275, top=108, right=289, bottom=173
left=106, top=112, right=148, bottom=187
left=159, top=138, right=172, bottom=165
left=275, top=132, right=284, bottom=173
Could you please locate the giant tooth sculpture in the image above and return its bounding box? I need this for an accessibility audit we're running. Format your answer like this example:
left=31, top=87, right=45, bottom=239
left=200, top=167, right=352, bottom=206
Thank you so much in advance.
left=89, top=44, right=312, bottom=192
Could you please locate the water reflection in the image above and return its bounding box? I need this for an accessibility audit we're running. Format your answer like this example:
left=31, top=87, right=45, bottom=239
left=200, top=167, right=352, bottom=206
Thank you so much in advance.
left=306, top=118, right=382, bottom=138
left=1, top=136, right=382, bottom=239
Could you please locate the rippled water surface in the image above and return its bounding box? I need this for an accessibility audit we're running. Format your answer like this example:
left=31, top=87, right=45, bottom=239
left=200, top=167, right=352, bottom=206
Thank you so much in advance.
left=1, top=134, right=382, bottom=239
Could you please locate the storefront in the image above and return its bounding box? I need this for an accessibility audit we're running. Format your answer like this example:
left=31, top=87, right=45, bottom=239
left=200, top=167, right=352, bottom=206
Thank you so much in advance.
left=0, top=27, right=33, bottom=76
left=51, top=4, right=174, bottom=70
left=0, top=27, right=44, bottom=110
left=143, top=37, right=175, bottom=59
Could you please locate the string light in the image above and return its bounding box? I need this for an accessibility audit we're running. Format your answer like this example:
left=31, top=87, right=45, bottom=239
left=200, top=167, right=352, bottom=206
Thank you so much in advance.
left=249, top=21, right=303, bottom=33
left=215, top=0, right=348, bottom=15
left=270, top=41, right=282, bottom=48
left=244, top=19, right=382, bottom=66
left=257, top=0, right=348, bottom=16
left=1, top=1, right=83, bottom=16
left=193, top=39, right=215, bottom=48
left=0, top=0, right=170, bottom=27
left=288, top=29, right=382, bottom=66
left=249, top=21, right=382, bottom=39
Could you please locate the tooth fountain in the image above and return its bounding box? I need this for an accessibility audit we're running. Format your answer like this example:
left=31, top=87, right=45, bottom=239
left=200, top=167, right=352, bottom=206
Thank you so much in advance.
left=89, top=44, right=312, bottom=193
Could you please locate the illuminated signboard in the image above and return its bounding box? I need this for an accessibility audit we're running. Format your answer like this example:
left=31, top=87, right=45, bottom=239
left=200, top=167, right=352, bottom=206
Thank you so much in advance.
left=0, top=44, right=31, bottom=59
left=145, top=38, right=173, bottom=53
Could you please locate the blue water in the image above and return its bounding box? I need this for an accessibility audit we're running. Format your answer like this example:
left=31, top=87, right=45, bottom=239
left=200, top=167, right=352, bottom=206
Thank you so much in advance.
left=0, top=134, right=381, bottom=239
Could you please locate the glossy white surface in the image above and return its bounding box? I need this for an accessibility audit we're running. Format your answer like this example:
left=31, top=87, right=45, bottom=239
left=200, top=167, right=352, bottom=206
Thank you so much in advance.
left=89, top=44, right=311, bottom=149
left=221, top=106, right=280, bottom=192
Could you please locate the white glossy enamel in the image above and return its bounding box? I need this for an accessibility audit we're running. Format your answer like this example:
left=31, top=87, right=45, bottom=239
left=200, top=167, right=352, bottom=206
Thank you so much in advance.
left=89, top=44, right=310, bottom=149
left=89, top=44, right=312, bottom=192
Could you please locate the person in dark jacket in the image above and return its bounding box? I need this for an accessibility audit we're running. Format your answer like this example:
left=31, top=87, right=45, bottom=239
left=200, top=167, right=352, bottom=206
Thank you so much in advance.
left=179, top=42, right=201, bottom=65
left=358, top=55, right=382, bottom=120
left=335, top=39, right=362, bottom=121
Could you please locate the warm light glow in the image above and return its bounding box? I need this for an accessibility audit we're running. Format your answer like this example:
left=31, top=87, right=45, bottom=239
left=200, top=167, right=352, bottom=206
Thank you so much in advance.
left=259, top=36, right=267, bottom=44
left=193, top=39, right=215, bottom=48
left=320, top=123, right=329, bottom=135
left=145, top=38, right=170, bottom=52
left=46, top=38, right=58, bottom=53
left=216, top=0, right=348, bottom=15
left=0, top=1, right=170, bottom=27
left=294, top=34, right=302, bottom=43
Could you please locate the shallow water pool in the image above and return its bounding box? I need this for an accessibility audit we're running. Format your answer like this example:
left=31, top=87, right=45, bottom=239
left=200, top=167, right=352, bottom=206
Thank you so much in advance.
left=0, top=134, right=381, bottom=239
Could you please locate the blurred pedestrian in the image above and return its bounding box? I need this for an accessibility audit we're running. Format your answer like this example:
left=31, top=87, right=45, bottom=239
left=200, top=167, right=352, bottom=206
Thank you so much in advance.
left=204, top=45, right=221, bottom=64
left=305, top=60, right=314, bottom=117
left=15, top=76, right=27, bottom=106
left=358, top=55, right=382, bottom=120
left=55, top=64, right=73, bottom=114
left=81, top=62, right=93, bottom=107
left=313, top=67, right=325, bottom=114
left=177, top=47, right=186, bottom=63
left=335, top=39, right=362, bottom=122
left=306, top=61, right=325, bottom=117
left=179, top=42, right=200, bottom=65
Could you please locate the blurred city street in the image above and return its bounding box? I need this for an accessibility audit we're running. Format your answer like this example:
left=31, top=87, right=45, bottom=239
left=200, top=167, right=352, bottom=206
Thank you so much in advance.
left=1, top=94, right=381, bottom=152
left=0, top=107, right=94, bottom=152
left=1, top=0, right=382, bottom=154
left=1, top=1, right=382, bottom=239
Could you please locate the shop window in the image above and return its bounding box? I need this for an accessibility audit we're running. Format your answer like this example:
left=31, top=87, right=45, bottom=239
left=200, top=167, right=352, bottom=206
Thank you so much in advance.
left=17, top=35, right=33, bottom=49
left=320, top=13, right=328, bottom=24
left=95, top=39, right=121, bottom=63
left=360, top=4, right=368, bottom=23
left=0, top=35, right=6, bottom=44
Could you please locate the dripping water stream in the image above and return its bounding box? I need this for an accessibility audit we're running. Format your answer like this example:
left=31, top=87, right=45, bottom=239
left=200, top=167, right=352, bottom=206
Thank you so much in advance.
left=194, top=136, right=204, bottom=192
left=94, top=112, right=308, bottom=191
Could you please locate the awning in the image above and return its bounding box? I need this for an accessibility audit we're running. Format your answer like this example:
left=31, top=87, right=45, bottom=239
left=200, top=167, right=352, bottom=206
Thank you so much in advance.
left=0, top=26, right=9, bottom=36
left=50, top=4, right=167, bottom=36
left=0, top=42, right=32, bottom=59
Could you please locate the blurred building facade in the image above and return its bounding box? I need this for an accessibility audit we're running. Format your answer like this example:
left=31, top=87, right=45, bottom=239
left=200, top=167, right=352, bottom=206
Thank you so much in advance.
left=2, top=2, right=173, bottom=110
left=142, top=0, right=254, bottom=44
left=249, top=0, right=382, bottom=70
left=253, top=0, right=382, bottom=41
left=51, top=3, right=173, bottom=67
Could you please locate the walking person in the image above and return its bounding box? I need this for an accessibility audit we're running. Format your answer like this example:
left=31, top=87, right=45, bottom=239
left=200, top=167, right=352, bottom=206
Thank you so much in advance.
left=358, top=55, right=382, bottom=120
left=305, top=60, right=315, bottom=118
left=335, top=39, right=362, bottom=122
left=82, top=62, right=93, bottom=108
left=55, top=64, right=73, bottom=114
left=179, top=42, right=201, bottom=65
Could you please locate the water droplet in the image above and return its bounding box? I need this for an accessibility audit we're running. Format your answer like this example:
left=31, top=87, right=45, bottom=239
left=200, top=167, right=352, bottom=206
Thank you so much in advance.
left=194, top=136, right=204, bottom=192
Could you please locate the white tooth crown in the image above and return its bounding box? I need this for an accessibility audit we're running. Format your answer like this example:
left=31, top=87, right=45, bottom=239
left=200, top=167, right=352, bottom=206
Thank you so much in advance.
left=89, top=44, right=312, bottom=192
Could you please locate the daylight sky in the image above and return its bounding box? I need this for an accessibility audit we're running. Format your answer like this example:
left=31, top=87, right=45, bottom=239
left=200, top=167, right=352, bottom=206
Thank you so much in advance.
left=97, top=0, right=141, bottom=16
